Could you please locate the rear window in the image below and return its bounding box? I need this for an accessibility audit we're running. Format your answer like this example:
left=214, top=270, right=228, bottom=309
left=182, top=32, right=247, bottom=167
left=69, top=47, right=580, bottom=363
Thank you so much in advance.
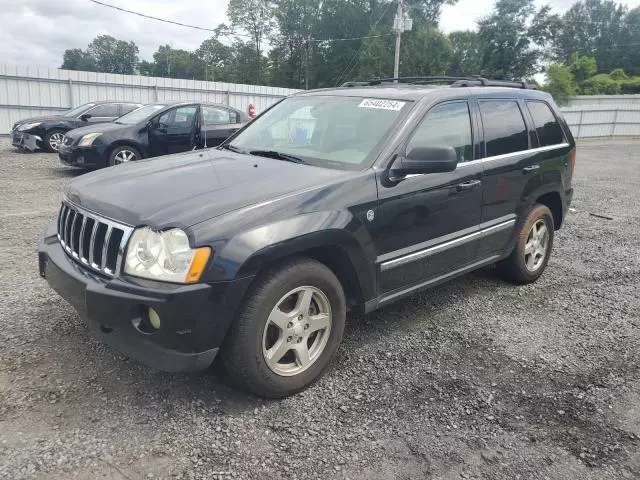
left=526, top=101, right=565, bottom=147
left=479, top=100, right=528, bottom=157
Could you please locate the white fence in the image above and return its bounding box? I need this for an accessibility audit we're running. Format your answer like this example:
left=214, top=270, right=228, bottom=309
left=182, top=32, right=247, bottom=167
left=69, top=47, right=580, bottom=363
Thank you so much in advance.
left=560, top=95, right=640, bottom=138
left=1, top=64, right=639, bottom=139
left=0, top=64, right=300, bottom=133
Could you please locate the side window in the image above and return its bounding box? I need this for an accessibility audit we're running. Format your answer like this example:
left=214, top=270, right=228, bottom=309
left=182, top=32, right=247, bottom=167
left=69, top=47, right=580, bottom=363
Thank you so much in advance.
left=202, top=106, right=237, bottom=125
left=406, top=102, right=473, bottom=162
left=120, top=104, right=141, bottom=115
left=479, top=100, right=528, bottom=157
left=86, top=104, right=119, bottom=118
left=526, top=101, right=565, bottom=147
left=157, top=106, right=197, bottom=128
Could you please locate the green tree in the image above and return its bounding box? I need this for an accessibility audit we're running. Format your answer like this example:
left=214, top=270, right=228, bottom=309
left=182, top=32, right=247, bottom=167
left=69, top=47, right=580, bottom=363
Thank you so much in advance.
left=151, top=45, right=199, bottom=79
left=568, top=53, right=597, bottom=84
left=404, top=0, right=459, bottom=25
left=195, top=37, right=234, bottom=82
left=553, top=0, right=627, bottom=73
left=400, top=27, right=453, bottom=76
left=87, top=35, right=139, bottom=74
left=620, top=7, right=640, bottom=75
left=61, top=48, right=97, bottom=72
left=477, top=0, right=558, bottom=79
left=227, top=0, right=276, bottom=83
left=448, top=31, right=482, bottom=76
left=543, top=64, right=575, bottom=105
left=580, top=73, right=622, bottom=94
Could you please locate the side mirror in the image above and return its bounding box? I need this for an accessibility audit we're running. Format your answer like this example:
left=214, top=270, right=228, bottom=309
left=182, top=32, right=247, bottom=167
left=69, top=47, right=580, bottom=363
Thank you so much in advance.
left=390, top=146, right=458, bottom=178
left=80, top=113, right=92, bottom=121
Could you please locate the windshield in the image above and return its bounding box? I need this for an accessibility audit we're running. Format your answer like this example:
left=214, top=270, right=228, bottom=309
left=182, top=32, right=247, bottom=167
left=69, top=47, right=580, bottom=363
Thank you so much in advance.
left=116, top=104, right=166, bottom=125
left=65, top=103, right=95, bottom=117
left=228, top=95, right=410, bottom=169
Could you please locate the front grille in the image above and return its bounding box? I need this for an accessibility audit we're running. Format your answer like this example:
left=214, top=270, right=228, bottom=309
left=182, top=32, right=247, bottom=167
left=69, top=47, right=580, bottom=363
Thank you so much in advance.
left=57, top=201, right=133, bottom=277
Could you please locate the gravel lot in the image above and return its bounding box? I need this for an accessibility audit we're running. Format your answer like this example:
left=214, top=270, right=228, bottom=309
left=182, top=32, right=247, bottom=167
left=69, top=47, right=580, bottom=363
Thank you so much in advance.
left=0, top=138, right=639, bottom=480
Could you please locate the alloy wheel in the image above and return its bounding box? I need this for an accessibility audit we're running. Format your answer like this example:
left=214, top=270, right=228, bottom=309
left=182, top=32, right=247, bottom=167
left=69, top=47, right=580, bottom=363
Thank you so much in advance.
left=48, top=133, right=64, bottom=151
left=262, top=286, right=332, bottom=377
left=113, top=149, right=137, bottom=164
left=524, top=219, right=549, bottom=272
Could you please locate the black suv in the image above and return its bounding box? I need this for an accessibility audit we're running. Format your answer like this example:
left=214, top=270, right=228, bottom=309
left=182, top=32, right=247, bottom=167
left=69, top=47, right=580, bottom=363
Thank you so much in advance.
left=58, top=102, right=248, bottom=169
left=38, top=77, right=575, bottom=398
left=11, top=101, right=142, bottom=152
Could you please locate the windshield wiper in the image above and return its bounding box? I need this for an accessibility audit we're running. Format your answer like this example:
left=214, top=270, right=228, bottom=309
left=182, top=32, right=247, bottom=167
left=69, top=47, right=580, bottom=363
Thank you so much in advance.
left=221, top=143, right=245, bottom=154
left=249, top=150, right=307, bottom=164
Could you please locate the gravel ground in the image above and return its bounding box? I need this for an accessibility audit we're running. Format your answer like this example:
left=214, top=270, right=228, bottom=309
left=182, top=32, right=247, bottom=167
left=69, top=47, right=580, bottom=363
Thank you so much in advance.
left=0, top=138, right=639, bottom=480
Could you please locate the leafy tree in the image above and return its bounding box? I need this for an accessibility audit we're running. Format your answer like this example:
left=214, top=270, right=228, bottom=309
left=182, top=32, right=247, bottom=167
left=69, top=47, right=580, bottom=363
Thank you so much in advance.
left=227, top=0, right=276, bottom=83
left=553, top=0, right=627, bottom=73
left=87, top=35, right=139, bottom=74
left=151, top=45, right=199, bottom=79
left=580, top=73, right=621, bottom=94
left=61, top=48, right=97, bottom=72
left=619, top=7, right=640, bottom=75
left=543, top=64, right=575, bottom=105
left=405, top=0, right=459, bottom=25
left=477, top=0, right=558, bottom=79
left=195, top=37, right=233, bottom=82
left=401, top=27, right=453, bottom=76
left=448, top=31, right=482, bottom=76
left=568, top=53, right=597, bottom=84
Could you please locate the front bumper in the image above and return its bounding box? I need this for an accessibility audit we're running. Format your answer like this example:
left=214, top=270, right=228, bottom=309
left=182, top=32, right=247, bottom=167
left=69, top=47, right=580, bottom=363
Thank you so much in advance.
left=11, top=130, right=41, bottom=151
left=58, top=144, right=104, bottom=168
left=38, top=222, right=252, bottom=372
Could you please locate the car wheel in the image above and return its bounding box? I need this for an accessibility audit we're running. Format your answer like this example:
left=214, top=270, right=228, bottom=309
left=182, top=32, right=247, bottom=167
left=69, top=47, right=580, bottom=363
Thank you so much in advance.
left=108, top=146, right=141, bottom=166
left=497, top=204, right=555, bottom=284
left=221, top=258, right=346, bottom=398
left=43, top=130, right=65, bottom=153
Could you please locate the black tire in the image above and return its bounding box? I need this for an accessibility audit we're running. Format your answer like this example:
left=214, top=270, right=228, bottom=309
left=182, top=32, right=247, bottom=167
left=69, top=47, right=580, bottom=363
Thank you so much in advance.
left=43, top=129, right=65, bottom=153
left=496, top=204, right=555, bottom=284
left=108, top=145, right=141, bottom=167
left=221, top=257, right=346, bottom=398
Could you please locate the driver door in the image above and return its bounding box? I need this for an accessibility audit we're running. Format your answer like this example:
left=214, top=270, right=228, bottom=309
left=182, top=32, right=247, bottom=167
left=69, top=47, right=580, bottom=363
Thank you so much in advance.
left=148, top=105, right=199, bottom=157
left=373, top=101, right=484, bottom=296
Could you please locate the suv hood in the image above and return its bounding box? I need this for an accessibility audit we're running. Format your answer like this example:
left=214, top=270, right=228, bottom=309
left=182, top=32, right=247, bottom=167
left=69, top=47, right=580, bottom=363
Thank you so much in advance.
left=65, top=149, right=353, bottom=229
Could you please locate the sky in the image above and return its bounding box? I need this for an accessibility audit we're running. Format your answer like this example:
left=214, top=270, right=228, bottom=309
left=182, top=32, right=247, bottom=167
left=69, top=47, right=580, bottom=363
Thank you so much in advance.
left=1, top=0, right=639, bottom=69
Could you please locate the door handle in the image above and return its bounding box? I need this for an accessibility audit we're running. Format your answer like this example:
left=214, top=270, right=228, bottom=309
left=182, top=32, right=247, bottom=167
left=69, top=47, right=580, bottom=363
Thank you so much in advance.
left=456, top=180, right=481, bottom=191
left=522, top=165, right=540, bottom=173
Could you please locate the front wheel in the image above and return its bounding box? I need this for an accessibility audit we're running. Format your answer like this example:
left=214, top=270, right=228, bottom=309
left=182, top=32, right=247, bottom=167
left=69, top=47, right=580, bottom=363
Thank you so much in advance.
left=221, top=258, right=346, bottom=398
left=108, top=146, right=141, bottom=166
left=497, top=204, right=554, bottom=284
left=43, top=130, right=65, bottom=153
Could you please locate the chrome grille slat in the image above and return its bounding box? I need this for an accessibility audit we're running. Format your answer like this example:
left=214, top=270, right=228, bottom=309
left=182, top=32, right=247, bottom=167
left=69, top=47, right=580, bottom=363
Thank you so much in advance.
left=56, top=201, right=133, bottom=278
left=88, top=220, right=100, bottom=267
left=78, top=216, right=88, bottom=261
left=101, top=226, right=113, bottom=271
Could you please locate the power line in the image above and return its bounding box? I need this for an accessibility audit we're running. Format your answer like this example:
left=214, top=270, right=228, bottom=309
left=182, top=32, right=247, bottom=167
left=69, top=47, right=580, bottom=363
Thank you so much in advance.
left=335, top=1, right=396, bottom=86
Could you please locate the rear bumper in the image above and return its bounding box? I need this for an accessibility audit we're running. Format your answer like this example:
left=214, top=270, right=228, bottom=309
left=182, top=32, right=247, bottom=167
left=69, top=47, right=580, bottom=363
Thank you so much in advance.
left=58, top=144, right=104, bottom=168
left=38, top=222, right=252, bottom=372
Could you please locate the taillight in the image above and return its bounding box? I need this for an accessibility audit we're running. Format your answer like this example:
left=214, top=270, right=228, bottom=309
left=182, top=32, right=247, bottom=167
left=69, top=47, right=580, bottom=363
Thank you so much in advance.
left=567, top=148, right=576, bottom=186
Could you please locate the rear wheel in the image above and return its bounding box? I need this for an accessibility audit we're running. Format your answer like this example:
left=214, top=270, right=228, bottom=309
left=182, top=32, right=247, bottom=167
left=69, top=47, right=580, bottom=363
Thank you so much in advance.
left=221, top=258, right=346, bottom=398
left=497, top=204, right=554, bottom=284
left=43, top=130, right=65, bottom=153
left=108, top=146, right=141, bottom=166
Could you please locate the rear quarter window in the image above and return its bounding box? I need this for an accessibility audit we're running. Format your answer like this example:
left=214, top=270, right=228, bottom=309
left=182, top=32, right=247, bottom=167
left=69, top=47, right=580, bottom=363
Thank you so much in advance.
left=526, top=101, right=566, bottom=147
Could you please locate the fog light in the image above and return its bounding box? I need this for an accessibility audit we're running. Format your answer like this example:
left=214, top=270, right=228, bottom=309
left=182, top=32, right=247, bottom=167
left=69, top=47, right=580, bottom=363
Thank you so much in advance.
left=148, top=307, right=161, bottom=330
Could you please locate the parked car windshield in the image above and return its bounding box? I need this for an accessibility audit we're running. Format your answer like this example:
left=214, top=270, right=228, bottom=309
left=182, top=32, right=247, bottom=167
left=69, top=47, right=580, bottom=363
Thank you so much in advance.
left=115, top=104, right=166, bottom=125
left=65, top=103, right=96, bottom=118
left=228, top=95, right=410, bottom=169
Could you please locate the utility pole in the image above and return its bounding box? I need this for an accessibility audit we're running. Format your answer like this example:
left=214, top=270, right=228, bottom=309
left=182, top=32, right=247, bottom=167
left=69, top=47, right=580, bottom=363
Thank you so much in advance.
left=393, top=0, right=412, bottom=82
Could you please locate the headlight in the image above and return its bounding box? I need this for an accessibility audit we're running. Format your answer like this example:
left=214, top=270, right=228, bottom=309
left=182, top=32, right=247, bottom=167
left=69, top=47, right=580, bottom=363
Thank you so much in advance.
left=17, top=122, right=41, bottom=131
left=124, top=228, right=211, bottom=284
left=78, top=132, right=102, bottom=146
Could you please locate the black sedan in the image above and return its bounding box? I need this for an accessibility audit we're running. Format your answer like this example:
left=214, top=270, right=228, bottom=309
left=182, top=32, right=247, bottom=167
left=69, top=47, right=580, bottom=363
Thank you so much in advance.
left=10, top=101, right=142, bottom=152
left=58, top=102, right=248, bottom=169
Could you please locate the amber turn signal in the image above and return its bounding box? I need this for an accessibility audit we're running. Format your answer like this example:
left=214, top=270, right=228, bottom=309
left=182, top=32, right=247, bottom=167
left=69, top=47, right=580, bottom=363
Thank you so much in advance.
left=185, top=247, right=211, bottom=283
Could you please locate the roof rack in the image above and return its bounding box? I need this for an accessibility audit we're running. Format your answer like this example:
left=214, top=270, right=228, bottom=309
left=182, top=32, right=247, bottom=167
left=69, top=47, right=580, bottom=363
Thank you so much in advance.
left=341, top=76, right=536, bottom=90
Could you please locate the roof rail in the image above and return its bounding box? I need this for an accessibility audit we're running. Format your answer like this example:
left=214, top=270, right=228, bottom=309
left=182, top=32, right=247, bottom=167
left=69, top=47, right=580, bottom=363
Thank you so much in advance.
left=341, top=76, right=536, bottom=90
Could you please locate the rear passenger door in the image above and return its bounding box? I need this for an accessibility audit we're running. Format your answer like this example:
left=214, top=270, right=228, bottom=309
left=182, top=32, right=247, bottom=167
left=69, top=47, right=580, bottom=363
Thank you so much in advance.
left=475, top=97, right=560, bottom=259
